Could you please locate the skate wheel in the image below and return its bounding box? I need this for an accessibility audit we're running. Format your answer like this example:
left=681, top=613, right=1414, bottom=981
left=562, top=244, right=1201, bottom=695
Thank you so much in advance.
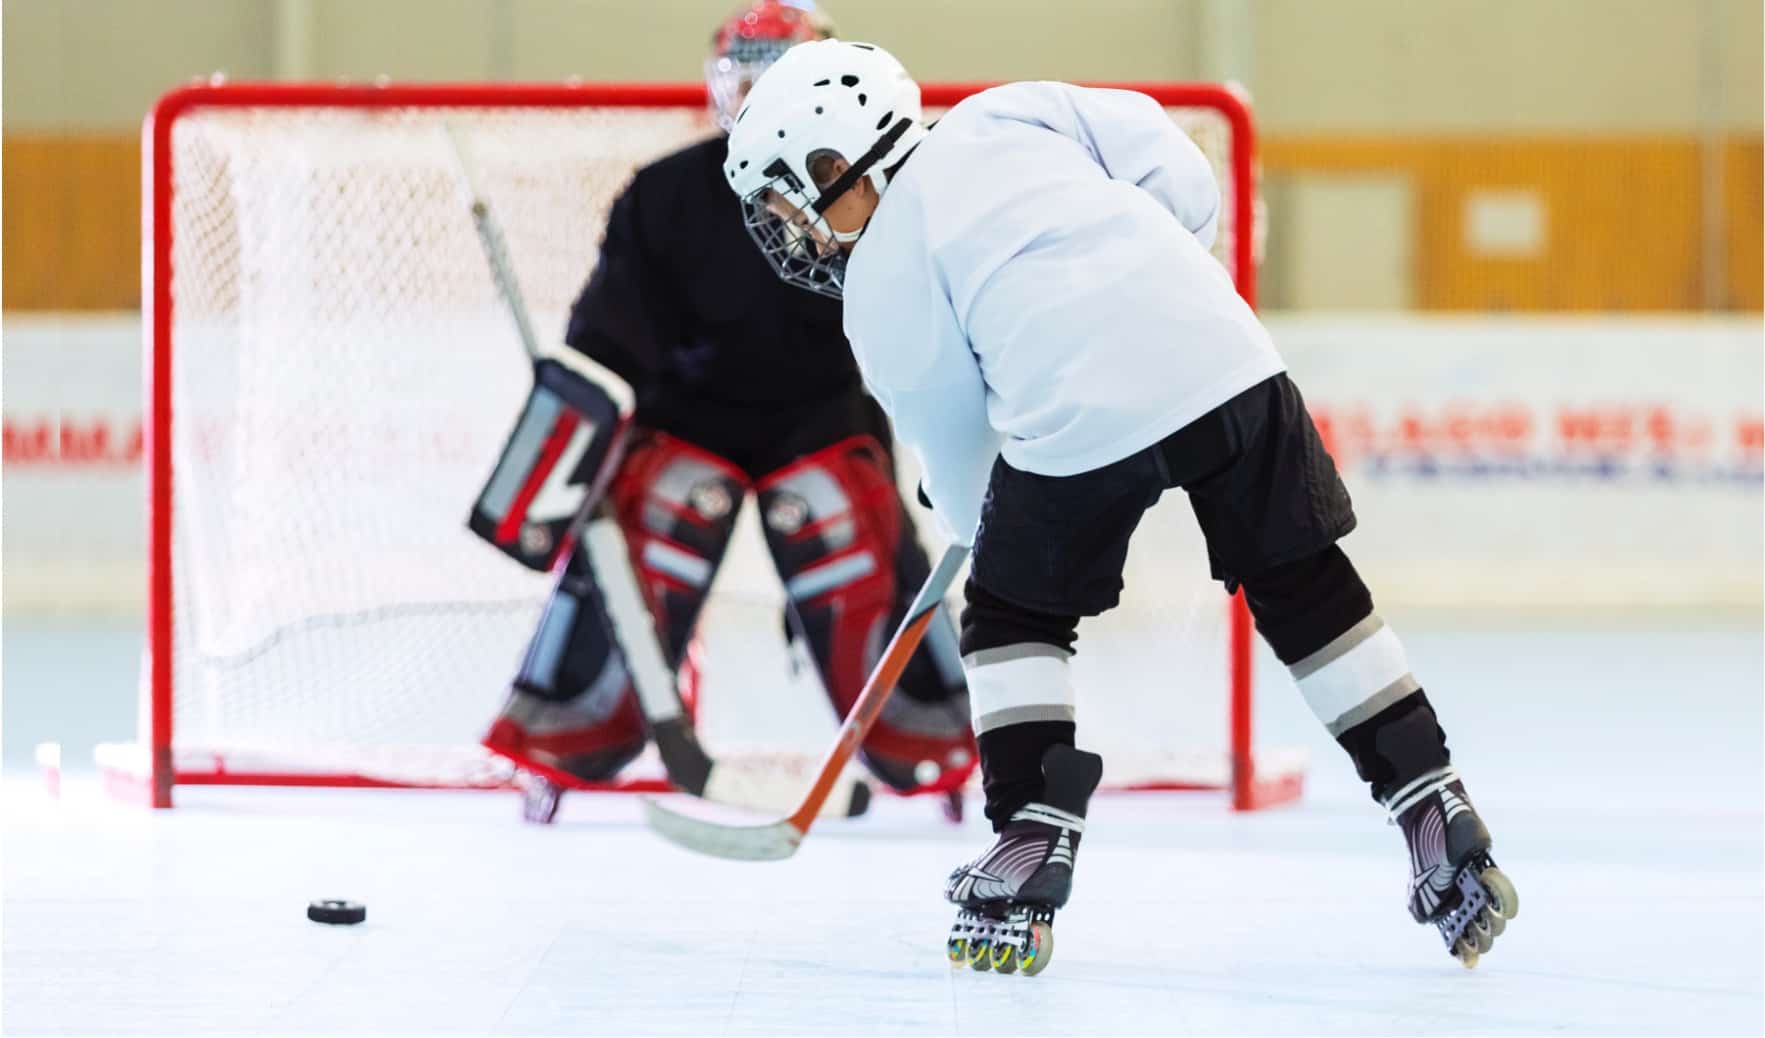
left=1019, top=921, right=1054, bottom=977
left=1453, top=936, right=1480, bottom=970
left=1480, top=867, right=1518, bottom=921
left=947, top=938, right=967, bottom=965
left=967, top=939, right=992, bottom=972
left=1483, top=905, right=1507, bottom=938
left=1469, top=912, right=1495, bottom=953
left=989, top=942, right=1018, bottom=974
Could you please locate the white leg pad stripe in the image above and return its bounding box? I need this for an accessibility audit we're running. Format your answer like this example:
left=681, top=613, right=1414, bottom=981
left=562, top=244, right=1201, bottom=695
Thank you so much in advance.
left=1293, top=624, right=1419, bottom=735
left=966, top=648, right=1076, bottom=735
left=785, top=551, right=877, bottom=601
left=642, top=540, right=713, bottom=588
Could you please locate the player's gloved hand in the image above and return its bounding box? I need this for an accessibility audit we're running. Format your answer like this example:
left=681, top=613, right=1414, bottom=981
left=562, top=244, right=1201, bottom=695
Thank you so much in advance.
left=468, top=345, right=634, bottom=570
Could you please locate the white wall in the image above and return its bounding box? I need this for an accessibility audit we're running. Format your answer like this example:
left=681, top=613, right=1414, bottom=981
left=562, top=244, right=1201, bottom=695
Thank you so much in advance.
left=1271, top=314, right=1763, bottom=612
left=5, top=314, right=1759, bottom=619
left=4, top=315, right=145, bottom=616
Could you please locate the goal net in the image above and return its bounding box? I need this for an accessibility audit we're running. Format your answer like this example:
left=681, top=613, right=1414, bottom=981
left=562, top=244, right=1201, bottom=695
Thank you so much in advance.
left=108, top=81, right=1302, bottom=810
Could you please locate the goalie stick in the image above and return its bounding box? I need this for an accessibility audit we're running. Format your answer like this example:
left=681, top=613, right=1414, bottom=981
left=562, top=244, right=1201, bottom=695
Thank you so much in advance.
left=579, top=515, right=868, bottom=817
left=643, top=544, right=969, bottom=861
left=444, top=124, right=868, bottom=819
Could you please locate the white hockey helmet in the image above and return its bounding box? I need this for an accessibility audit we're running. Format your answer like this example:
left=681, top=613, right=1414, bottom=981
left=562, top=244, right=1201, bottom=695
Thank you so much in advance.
left=723, top=38, right=926, bottom=298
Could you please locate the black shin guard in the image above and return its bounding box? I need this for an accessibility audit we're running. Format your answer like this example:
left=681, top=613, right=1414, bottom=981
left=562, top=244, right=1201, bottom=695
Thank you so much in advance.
left=1239, top=546, right=1372, bottom=667
left=961, top=580, right=1082, bottom=829
left=1337, top=691, right=1451, bottom=802
left=1238, top=546, right=1450, bottom=802
left=515, top=542, right=626, bottom=706
left=977, top=721, right=1077, bottom=831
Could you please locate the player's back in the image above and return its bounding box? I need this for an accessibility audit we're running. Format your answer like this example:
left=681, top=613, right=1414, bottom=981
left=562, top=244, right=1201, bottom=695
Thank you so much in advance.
left=851, top=81, right=1281, bottom=478
left=914, top=84, right=1218, bottom=321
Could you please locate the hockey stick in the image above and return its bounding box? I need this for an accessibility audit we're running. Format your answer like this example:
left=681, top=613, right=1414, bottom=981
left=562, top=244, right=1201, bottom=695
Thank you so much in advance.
left=445, top=124, right=867, bottom=818
left=643, top=543, right=969, bottom=861
left=579, top=516, right=869, bottom=817
left=445, top=123, right=546, bottom=364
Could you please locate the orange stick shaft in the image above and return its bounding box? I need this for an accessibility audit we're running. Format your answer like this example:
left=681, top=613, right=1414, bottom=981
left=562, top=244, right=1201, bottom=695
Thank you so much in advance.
left=785, top=545, right=967, bottom=833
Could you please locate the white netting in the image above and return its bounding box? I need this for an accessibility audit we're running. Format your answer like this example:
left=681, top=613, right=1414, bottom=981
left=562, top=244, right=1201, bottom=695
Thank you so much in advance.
left=150, top=89, right=1270, bottom=791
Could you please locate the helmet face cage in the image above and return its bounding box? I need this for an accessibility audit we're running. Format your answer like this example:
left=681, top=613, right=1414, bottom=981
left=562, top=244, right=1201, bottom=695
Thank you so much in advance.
left=706, top=1, right=830, bottom=132
left=740, top=183, right=846, bottom=299
left=722, top=38, right=923, bottom=299
left=706, top=41, right=795, bottom=132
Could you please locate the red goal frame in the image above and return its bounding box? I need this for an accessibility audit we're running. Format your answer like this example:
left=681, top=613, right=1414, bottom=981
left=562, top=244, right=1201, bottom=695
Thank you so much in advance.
left=132, top=80, right=1299, bottom=812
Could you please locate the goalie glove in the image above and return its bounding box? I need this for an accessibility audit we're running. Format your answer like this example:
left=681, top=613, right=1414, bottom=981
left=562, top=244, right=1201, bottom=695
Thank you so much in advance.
left=469, top=346, right=635, bottom=571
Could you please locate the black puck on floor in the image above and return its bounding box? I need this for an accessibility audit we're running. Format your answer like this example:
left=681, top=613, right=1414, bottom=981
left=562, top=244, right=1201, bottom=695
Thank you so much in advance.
left=307, top=899, right=367, bottom=925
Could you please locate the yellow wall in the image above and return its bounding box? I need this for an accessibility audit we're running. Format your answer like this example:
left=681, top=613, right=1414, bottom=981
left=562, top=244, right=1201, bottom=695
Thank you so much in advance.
left=5, top=0, right=1760, bottom=131
left=1249, top=0, right=1763, bottom=133
left=1, top=0, right=278, bottom=130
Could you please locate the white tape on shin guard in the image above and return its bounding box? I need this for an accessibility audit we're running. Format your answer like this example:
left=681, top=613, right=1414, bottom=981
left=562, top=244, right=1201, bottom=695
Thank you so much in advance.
left=1291, top=616, right=1420, bottom=736
left=962, top=644, right=1076, bottom=735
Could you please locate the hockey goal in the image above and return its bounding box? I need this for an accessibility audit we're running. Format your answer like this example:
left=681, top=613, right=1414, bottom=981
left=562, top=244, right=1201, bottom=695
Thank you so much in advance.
left=106, top=80, right=1304, bottom=811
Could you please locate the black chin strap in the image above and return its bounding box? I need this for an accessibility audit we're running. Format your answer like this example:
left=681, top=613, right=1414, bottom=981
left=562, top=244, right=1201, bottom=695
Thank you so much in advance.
left=811, top=118, right=914, bottom=215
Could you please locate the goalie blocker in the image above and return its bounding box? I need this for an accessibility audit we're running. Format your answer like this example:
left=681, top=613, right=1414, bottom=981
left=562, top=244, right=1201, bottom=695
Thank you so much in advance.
left=469, top=348, right=634, bottom=571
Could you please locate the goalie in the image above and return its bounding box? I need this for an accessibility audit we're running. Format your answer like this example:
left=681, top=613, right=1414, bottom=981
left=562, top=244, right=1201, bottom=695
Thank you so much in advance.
left=471, top=0, right=975, bottom=812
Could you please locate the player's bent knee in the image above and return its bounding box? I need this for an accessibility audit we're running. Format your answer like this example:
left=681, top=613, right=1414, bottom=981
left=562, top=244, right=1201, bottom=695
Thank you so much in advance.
left=959, top=577, right=1081, bottom=658
left=1239, top=546, right=1417, bottom=738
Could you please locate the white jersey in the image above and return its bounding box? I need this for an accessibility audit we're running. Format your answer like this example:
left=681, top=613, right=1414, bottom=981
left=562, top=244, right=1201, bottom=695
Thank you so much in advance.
left=842, top=81, right=1284, bottom=545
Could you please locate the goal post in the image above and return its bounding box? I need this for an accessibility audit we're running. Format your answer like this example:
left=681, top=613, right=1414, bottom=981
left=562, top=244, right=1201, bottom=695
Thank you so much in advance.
left=115, top=79, right=1302, bottom=812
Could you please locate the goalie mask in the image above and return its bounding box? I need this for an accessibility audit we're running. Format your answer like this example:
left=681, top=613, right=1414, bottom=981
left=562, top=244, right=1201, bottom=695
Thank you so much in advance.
left=723, top=39, right=926, bottom=299
left=706, top=0, right=833, bottom=133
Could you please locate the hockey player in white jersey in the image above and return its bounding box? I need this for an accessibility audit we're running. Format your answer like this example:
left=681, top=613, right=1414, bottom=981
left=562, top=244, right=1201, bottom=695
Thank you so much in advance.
left=723, top=39, right=1517, bottom=975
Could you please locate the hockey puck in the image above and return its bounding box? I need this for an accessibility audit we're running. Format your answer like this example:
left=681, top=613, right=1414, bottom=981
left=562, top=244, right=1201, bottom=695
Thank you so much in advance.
left=307, top=899, right=366, bottom=926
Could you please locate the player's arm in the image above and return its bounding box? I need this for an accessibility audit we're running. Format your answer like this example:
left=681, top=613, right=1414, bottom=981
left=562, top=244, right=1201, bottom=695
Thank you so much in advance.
left=849, top=300, right=1001, bottom=549
left=469, top=176, right=673, bottom=571
left=1035, top=81, right=1223, bottom=249
left=562, top=174, right=680, bottom=389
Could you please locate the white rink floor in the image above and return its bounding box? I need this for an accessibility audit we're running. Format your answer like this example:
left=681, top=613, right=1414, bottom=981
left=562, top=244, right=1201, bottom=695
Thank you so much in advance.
left=4, top=619, right=1762, bottom=1036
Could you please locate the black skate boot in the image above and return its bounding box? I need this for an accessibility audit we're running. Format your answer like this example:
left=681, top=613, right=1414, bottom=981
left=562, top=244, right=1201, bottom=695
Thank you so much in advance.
left=944, top=744, right=1103, bottom=977
left=1387, top=766, right=1519, bottom=968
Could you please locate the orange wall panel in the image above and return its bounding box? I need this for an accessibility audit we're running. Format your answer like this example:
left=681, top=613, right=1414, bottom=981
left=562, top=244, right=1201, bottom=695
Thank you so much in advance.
left=2, top=131, right=1759, bottom=313
left=3, top=134, right=141, bottom=311
left=1724, top=139, right=1763, bottom=311
left=1264, top=134, right=1761, bottom=312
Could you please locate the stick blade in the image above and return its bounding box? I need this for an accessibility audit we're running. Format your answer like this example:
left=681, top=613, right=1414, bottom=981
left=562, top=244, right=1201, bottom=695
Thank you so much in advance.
left=640, top=796, right=805, bottom=861
left=703, top=760, right=871, bottom=819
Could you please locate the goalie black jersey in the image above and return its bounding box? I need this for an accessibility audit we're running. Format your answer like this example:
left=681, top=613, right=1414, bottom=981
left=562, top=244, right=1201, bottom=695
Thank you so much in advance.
left=564, top=135, right=859, bottom=458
